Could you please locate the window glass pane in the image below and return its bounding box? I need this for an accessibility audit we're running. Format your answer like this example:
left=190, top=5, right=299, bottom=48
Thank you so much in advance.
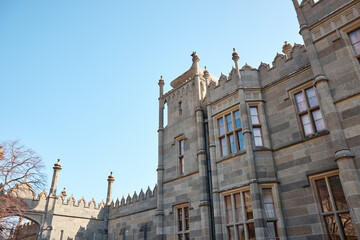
left=329, top=176, right=348, bottom=210
left=251, top=116, right=259, bottom=125
left=227, top=226, right=235, bottom=240
left=234, top=193, right=243, bottom=222
left=306, top=87, right=319, bottom=108
left=324, top=215, right=340, bottom=240
left=301, top=114, right=314, bottom=135
left=247, top=223, right=256, bottom=240
left=226, top=114, right=233, bottom=132
left=179, top=140, right=184, bottom=155
left=353, top=42, right=360, bottom=55
left=349, top=29, right=360, bottom=44
left=253, top=128, right=263, bottom=146
left=263, top=189, right=275, bottom=218
left=178, top=234, right=183, bottom=240
left=237, top=131, right=244, bottom=150
left=267, top=222, right=278, bottom=239
left=339, top=213, right=356, bottom=239
left=218, top=118, right=224, bottom=135
left=249, top=107, right=258, bottom=116
left=234, top=110, right=241, bottom=128
left=220, top=137, right=226, bottom=157
left=225, top=195, right=233, bottom=223
left=185, top=233, right=190, bottom=240
left=244, top=191, right=253, bottom=220
left=179, top=157, right=184, bottom=174
left=250, top=107, right=260, bottom=124
left=253, top=128, right=261, bottom=137
left=184, top=207, right=189, bottom=230
left=255, top=137, right=262, bottom=147
left=178, top=208, right=183, bottom=231
left=179, top=102, right=182, bottom=115
left=312, top=110, right=326, bottom=131
left=229, top=134, right=235, bottom=153
left=237, top=225, right=245, bottom=240
left=295, top=92, right=307, bottom=112
left=315, top=179, right=333, bottom=212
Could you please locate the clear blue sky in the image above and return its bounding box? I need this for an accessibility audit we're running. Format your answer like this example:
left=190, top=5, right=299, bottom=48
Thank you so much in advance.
left=0, top=1, right=303, bottom=203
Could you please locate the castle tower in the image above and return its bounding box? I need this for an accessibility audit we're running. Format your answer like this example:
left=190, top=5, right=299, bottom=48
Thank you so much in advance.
left=293, top=0, right=360, bottom=237
left=157, top=52, right=214, bottom=239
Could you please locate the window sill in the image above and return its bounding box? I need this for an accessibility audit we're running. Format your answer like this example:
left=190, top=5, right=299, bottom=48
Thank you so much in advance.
left=217, top=150, right=246, bottom=163
left=303, top=129, right=329, bottom=141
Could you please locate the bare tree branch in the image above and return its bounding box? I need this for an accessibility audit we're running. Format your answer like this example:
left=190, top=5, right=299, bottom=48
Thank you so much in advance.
left=0, top=140, right=46, bottom=238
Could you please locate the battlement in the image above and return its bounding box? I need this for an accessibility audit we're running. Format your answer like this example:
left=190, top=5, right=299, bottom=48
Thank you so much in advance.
left=109, top=185, right=157, bottom=218
left=296, top=0, right=355, bottom=28
left=207, top=43, right=309, bottom=99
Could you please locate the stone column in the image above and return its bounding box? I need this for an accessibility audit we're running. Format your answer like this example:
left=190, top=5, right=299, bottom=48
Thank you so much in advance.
left=204, top=68, right=223, bottom=239
left=233, top=49, right=268, bottom=240
left=195, top=104, right=212, bottom=239
left=41, top=160, right=62, bottom=239
left=106, top=172, right=115, bottom=205
left=293, top=2, right=360, bottom=236
left=49, top=159, right=62, bottom=197
left=156, top=76, right=165, bottom=240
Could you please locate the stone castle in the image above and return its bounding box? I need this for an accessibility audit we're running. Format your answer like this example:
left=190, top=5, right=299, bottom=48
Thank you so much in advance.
left=8, top=0, right=360, bottom=239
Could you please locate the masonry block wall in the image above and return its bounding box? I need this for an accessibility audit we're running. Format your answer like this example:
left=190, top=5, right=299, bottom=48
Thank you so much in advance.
left=11, top=0, right=360, bottom=239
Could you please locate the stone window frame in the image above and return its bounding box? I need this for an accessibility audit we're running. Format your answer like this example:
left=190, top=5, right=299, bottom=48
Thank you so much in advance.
left=215, top=107, right=244, bottom=158
left=309, top=170, right=356, bottom=240
left=248, top=105, right=263, bottom=147
left=178, top=101, right=183, bottom=116
left=174, top=203, right=190, bottom=240
left=347, top=27, right=360, bottom=64
left=340, top=20, right=360, bottom=65
left=221, top=184, right=281, bottom=240
left=175, top=135, right=185, bottom=176
left=289, top=82, right=326, bottom=138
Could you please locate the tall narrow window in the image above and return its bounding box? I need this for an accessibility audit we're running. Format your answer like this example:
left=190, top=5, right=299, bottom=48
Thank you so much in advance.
left=217, top=110, right=244, bottom=157
left=262, top=189, right=279, bottom=240
left=224, top=190, right=255, bottom=240
left=176, top=205, right=190, bottom=240
left=295, top=87, right=325, bottom=136
left=163, top=101, right=168, bottom=127
left=348, top=28, right=360, bottom=63
left=313, top=174, right=356, bottom=240
left=179, top=139, right=184, bottom=175
left=179, top=101, right=183, bottom=116
left=250, top=107, right=263, bottom=146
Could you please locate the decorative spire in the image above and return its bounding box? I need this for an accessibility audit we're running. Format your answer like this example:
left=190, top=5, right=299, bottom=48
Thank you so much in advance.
left=203, top=66, right=210, bottom=79
left=232, top=48, right=239, bottom=62
left=282, top=41, right=293, bottom=59
left=282, top=41, right=293, bottom=54
left=108, top=171, right=115, bottom=182
left=191, top=51, right=200, bottom=63
left=61, top=188, right=67, bottom=197
left=53, top=158, right=62, bottom=170
left=158, top=75, right=164, bottom=86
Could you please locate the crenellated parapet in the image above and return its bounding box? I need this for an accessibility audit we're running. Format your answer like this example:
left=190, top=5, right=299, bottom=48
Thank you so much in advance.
left=296, top=0, right=356, bottom=29
left=109, top=185, right=157, bottom=219
left=55, top=191, right=105, bottom=210
left=259, top=43, right=310, bottom=88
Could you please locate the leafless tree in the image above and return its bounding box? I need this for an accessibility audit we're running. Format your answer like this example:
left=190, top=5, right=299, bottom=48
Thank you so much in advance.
left=0, top=140, right=46, bottom=238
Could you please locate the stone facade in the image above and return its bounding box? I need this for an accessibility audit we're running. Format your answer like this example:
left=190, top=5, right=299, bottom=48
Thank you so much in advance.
left=9, top=0, right=360, bottom=239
